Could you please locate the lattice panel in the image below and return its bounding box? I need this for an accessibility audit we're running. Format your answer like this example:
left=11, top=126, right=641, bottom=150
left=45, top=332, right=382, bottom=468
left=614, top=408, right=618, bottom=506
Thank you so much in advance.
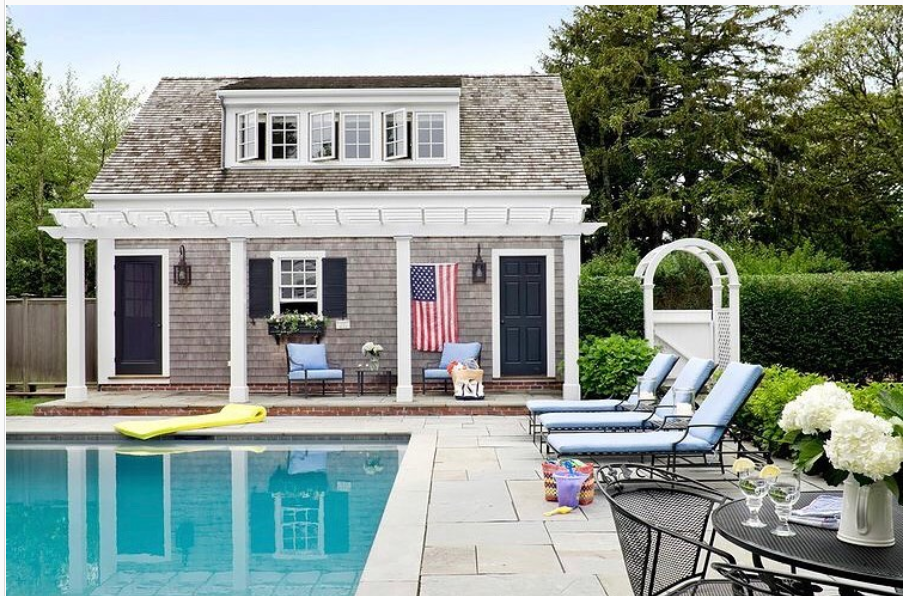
left=715, top=308, right=732, bottom=368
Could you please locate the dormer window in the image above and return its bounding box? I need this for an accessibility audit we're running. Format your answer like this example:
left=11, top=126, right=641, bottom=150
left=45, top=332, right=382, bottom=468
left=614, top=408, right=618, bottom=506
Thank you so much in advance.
left=415, top=113, right=445, bottom=159
left=384, top=109, right=408, bottom=160
left=310, top=111, right=336, bottom=161
left=269, top=114, right=299, bottom=161
left=237, top=110, right=257, bottom=162
left=342, top=113, right=372, bottom=160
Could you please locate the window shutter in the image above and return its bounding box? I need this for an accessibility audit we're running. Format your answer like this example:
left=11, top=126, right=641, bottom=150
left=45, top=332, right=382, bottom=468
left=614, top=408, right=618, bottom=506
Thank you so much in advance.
left=321, top=258, right=347, bottom=318
left=236, top=109, right=257, bottom=162
left=248, top=258, right=273, bottom=318
left=257, top=121, right=266, bottom=160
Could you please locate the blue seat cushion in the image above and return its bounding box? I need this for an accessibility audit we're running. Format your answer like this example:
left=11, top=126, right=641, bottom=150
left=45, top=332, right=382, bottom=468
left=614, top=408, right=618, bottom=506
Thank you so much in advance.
left=438, top=342, right=482, bottom=367
left=286, top=344, right=329, bottom=371
left=527, top=399, right=623, bottom=414
left=288, top=369, right=343, bottom=381
left=547, top=431, right=714, bottom=455
left=539, top=411, right=661, bottom=431
left=687, top=362, right=763, bottom=444
left=424, top=368, right=451, bottom=380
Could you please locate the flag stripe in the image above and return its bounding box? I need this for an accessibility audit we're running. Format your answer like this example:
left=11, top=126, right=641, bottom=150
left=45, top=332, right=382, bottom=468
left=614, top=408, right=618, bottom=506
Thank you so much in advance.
left=411, top=263, right=458, bottom=352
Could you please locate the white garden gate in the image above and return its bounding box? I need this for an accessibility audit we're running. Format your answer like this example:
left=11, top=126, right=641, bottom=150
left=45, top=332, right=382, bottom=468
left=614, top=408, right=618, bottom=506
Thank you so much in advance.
left=634, top=239, right=740, bottom=374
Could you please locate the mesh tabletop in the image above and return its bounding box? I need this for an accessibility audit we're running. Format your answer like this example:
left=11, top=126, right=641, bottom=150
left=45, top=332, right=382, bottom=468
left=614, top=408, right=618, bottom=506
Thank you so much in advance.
left=712, top=492, right=903, bottom=589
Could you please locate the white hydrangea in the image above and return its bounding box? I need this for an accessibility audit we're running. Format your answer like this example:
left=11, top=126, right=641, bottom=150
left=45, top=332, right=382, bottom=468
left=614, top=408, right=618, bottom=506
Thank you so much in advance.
left=825, top=410, right=903, bottom=482
left=778, top=382, right=855, bottom=435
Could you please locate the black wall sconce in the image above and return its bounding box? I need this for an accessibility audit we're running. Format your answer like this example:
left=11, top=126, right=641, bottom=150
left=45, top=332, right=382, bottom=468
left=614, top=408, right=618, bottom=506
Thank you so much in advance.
left=173, top=245, right=192, bottom=286
left=472, top=244, right=487, bottom=283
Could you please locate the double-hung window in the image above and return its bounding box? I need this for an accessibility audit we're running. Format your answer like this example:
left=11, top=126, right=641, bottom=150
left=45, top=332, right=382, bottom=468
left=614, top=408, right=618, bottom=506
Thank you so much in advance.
left=383, top=109, right=407, bottom=160
left=310, top=111, right=335, bottom=161
left=237, top=110, right=257, bottom=161
left=270, top=114, right=300, bottom=161
left=342, top=114, right=372, bottom=160
left=273, top=252, right=325, bottom=314
left=415, top=113, right=445, bottom=159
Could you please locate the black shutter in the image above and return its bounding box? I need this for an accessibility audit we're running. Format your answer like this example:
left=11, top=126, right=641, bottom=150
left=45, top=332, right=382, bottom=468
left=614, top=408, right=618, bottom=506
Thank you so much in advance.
left=322, top=258, right=347, bottom=318
left=324, top=492, right=349, bottom=554
left=257, top=121, right=266, bottom=160
left=248, top=258, right=273, bottom=318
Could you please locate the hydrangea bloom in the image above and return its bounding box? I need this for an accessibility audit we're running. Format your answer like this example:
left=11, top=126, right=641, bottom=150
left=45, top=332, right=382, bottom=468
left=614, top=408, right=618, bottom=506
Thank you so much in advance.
left=778, top=382, right=854, bottom=435
left=825, top=410, right=903, bottom=481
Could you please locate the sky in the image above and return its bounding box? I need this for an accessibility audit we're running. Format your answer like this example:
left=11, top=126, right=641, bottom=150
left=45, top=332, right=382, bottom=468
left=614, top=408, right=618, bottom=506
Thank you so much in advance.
left=8, top=5, right=855, bottom=99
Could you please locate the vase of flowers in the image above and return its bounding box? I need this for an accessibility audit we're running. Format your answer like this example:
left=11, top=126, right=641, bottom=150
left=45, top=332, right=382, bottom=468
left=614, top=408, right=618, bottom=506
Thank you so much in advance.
left=779, top=383, right=903, bottom=547
left=361, top=341, right=383, bottom=371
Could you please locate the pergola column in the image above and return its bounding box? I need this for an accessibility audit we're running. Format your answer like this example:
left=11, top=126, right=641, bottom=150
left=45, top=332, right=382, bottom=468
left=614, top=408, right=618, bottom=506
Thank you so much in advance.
left=65, top=238, right=88, bottom=402
left=231, top=450, right=249, bottom=593
left=395, top=235, right=414, bottom=402
left=229, top=238, right=249, bottom=402
left=562, top=234, right=582, bottom=400
left=67, top=447, right=87, bottom=594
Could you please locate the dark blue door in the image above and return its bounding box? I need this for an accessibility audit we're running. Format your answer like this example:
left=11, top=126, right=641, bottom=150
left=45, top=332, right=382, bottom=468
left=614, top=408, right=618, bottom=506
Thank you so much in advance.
left=115, top=256, right=162, bottom=375
left=500, top=256, right=546, bottom=376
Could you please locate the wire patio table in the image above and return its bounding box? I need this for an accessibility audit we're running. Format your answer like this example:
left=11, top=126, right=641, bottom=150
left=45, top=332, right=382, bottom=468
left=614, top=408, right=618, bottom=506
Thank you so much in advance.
left=712, top=492, right=903, bottom=591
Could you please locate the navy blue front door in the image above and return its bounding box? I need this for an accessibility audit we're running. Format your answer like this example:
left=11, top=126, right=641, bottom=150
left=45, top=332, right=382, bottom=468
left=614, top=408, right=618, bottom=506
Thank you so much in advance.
left=115, top=256, right=162, bottom=375
left=500, top=256, right=547, bottom=376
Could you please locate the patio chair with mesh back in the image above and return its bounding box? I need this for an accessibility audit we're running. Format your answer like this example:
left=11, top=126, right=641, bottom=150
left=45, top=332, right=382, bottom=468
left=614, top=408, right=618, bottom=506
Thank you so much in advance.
left=712, top=563, right=894, bottom=596
left=599, top=467, right=739, bottom=596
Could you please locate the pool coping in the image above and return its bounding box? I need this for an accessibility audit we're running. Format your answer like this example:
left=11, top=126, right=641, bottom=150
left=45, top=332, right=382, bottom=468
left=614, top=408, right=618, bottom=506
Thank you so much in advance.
left=5, top=417, right=436, bottom=596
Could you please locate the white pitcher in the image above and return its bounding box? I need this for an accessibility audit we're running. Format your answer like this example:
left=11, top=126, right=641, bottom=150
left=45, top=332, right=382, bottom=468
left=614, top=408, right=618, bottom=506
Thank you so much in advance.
left=837, top=477, right=896, bottom=547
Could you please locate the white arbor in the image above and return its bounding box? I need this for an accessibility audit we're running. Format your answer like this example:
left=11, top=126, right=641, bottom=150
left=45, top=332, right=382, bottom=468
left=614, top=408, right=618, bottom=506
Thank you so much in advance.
left=634, top=239, right=740, bottom=370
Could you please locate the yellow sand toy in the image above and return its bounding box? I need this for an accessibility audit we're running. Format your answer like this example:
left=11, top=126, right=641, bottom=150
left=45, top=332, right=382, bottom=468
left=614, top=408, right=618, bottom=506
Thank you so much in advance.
left=114, top=404, right=267, bottom=440
left=543, top=506, right=575, bottom=517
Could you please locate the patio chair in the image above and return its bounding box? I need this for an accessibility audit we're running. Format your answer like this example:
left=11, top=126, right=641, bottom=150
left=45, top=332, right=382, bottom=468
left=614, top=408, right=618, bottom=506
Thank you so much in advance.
left=600, top=467, right=738, bottom=596
left=286, top=343, right=345, bottom=397
left=535, top=358, right=715, bottom=447
left=712, top=563, right=893, bottom=596
left=545, top=362, right=764, bottom=472
left=526, top=353, right=678, bottom=437
left=421, top=342, right=481, bottom=395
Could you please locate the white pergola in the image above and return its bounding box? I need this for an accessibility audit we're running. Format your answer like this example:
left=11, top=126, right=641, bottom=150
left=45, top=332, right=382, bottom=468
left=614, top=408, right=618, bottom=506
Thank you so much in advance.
left=42, top=204, right=603, bottom=403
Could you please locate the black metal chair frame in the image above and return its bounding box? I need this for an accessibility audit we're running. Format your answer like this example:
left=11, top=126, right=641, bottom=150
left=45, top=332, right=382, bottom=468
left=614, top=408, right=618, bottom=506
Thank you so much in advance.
left=421, top=351, right=482, bottom=395
left=285, top=347, right=345, bottom=397
left=712, top=562, right=897, bottom=596
left=599, top=466, right=738, bottom=596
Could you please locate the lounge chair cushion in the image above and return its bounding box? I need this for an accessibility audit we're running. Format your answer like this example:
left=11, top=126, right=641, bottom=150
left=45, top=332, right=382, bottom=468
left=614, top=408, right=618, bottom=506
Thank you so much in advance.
left=688, top=362, right=763, bottom=444
left=548, top=431, right=714, bottom=455
left=622, top=352, right=679, bottom=408
left=527, top=399, right=624, bottom=415
left=438, top=342, right=482, bottom=367
left=286, top=343, right=329, bottom=371
left=652, top=357, right=715, bottom=416
left=539, top=411, right=659, bottom=431
left=288, top=369, right=343, bottom=381
left=424, top=368, right=451, bottom=380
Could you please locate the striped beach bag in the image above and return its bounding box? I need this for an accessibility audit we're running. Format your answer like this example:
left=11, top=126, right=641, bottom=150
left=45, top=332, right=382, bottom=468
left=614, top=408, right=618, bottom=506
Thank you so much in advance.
left=542, top=459, right=596, bottom=505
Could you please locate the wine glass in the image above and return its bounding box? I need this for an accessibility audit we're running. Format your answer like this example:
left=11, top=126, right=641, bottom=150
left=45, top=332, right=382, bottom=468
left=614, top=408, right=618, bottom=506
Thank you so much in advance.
left=768, top=470, right=801, bottom=537
left=737, top=469, right=768, bottom=528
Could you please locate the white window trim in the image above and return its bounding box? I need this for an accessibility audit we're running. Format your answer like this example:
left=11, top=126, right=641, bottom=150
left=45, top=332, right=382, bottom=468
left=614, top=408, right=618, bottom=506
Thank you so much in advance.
left=236, top=109, right=258, bottom=162
left=309, top=110, right=336, bottom=162
left=340, top=112, right=374, bottom=162
left=413, top=111, right=446, bottom=161
left=383, top=108, right=408, bottom=161
left=490, top=248, right=556, bottom=379
left=270, top=250, right=327, bottom=315
left=267, top=113, right=301, bottom=162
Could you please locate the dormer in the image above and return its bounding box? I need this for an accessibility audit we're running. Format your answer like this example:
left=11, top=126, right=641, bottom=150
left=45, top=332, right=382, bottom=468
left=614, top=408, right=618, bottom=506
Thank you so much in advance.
left=216, top=76, right=462, bottom=169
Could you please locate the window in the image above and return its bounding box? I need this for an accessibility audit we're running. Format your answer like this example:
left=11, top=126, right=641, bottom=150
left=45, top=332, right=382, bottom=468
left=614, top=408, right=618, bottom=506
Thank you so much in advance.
left=383, top=109, right=407, bottom=160
left=310, top=111, right=335, bottom=161
left=342, top=114, right=372, bottom=160
left=270, top=114, right=299, bottom=161
left=416, top=113, right=445, bottom=159
left=237, top=110, right=257, bottom=161
left=274, top=252, right=324, bottom=314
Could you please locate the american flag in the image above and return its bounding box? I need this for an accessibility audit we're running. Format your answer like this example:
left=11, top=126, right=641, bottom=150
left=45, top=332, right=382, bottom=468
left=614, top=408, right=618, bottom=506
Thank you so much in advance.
left=411, top=263, right=459, bottom=352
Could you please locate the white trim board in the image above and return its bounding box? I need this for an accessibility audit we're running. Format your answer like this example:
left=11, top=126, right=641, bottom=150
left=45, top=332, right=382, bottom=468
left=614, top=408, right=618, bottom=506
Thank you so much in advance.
left=491, top=248, right=556, bottom=379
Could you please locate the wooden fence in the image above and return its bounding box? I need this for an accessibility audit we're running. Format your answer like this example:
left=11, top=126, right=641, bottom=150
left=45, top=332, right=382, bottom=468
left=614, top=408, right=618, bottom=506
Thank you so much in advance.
left=6, top=297, right=97, bottom=389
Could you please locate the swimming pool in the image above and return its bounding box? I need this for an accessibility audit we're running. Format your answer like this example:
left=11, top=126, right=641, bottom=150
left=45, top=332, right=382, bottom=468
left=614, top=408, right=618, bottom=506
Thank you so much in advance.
left=6, top=439, right=404, bottom=596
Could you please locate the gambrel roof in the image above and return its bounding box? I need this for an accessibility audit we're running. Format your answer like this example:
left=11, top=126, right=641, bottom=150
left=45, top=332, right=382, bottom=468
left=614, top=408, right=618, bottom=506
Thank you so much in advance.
left=88, top=75, right=588, bottom=195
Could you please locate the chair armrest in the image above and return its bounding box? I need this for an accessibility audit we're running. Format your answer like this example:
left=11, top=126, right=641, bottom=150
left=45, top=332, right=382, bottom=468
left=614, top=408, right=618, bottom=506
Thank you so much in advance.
left=660, top=414, right=693, bottom=430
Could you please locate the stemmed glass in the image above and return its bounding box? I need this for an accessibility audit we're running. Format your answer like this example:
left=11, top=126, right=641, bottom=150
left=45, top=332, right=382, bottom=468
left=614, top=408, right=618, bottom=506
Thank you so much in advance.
left=737, top=469, right=769, bottom=528
left=768, top=470, right=802, bottom=537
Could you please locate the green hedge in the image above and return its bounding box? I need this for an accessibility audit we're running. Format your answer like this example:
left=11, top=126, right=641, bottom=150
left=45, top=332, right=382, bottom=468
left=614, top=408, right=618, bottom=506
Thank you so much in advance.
left=579, top=271, right=903, bottom=382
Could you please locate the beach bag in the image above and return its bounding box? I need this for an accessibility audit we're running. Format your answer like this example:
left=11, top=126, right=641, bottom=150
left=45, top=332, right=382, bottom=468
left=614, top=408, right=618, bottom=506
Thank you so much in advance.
left=542, top=460, right=595, bottom=505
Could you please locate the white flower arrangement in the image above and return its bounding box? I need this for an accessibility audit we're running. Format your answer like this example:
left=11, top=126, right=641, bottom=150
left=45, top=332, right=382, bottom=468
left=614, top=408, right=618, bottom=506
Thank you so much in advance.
left=267, top=312, right=326, bottom=335
left=778, top=382, right=854, bottom=435
left=824, top=410, right=903, bottom=482
left=361, top=341, right=384, bottom=357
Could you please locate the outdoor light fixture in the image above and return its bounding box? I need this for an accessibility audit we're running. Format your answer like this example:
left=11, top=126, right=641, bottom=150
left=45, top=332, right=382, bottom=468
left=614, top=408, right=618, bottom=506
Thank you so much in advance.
left=472, top=244, right=487, bottom=283
left=173, top=245, right=192, bottom=286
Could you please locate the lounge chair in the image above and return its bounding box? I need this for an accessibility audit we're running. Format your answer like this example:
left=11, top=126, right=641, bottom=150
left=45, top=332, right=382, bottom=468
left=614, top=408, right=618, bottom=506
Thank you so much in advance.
left=286, top=343, right=345, bottom=397
left=526, top=352, right=678, bottom=437
left=421, top=342, right=481, bottom=394
left=536, top=357, right=715, bottom=446
left=545, top=362, right=764, bottom=471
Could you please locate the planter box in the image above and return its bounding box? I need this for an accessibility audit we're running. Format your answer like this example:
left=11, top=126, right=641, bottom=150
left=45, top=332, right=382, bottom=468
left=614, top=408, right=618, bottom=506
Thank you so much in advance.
left=267, top=322, right=325, bottom=345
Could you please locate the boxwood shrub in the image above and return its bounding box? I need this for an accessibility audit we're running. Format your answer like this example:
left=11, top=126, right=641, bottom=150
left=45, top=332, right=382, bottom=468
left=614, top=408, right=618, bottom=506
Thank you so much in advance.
left=579, top=276, right=644, bottom=339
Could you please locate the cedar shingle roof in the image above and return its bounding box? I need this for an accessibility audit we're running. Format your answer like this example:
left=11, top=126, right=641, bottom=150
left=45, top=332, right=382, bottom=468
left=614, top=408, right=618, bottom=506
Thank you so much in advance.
left=89, top=75, right=589, bottom=195
left=223, top=75, right=463, bottom=90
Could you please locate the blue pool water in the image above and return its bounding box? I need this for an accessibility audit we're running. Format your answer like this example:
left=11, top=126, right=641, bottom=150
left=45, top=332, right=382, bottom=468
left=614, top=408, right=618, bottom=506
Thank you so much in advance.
left=6, top=440, right=402, bottom=596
